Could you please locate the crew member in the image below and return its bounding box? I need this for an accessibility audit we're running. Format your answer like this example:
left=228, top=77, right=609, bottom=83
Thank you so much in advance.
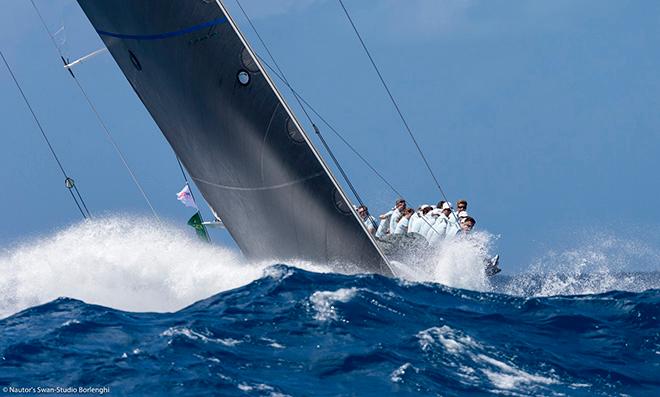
left=388, top=198, right=407, bottom=234
left=408, top=205, right=431, bottom=235
left=443, top=202, right=461, bottom=240
left=456, top=216, right=476, bottom=237
left=426, top=202, right=452, bottom=243
left=394, top=208, right=414, bottom=234
left=418, top=204, right=438, bottom=237
left=456, top=199, right=468, bottom=213
left=357, top=205, right=377, bottom=235
left=375, top=208, right=393, bottom=238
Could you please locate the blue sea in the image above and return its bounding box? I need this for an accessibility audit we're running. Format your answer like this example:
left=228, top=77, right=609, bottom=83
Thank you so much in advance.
left=1, top=219, right=659, bottom=396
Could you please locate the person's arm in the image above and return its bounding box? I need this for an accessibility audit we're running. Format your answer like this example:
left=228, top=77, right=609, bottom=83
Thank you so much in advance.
left=379, top=210, right=393, bottom=219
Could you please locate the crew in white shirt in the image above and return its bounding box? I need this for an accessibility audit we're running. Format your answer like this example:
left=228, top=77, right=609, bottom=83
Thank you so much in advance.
left=394, top=208, right=414, bottom=234
left=426, top=202, right=452, bottom=244
left=388, top=198, right=407, bottom=234
left=408, top=204, right=431, bottom=235
left=418, top=205, right=438, bottom=237
left=357, top=205, right=377, bottom=235
left=375, top=209, right=392, bottom=238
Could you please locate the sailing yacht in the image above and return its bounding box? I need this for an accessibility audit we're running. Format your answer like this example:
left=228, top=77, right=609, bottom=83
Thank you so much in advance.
left=75, top=0, right=395, bottom=275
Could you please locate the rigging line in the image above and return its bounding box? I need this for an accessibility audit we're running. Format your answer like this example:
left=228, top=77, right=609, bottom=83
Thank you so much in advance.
left=336, top=0, right=451, bottom=203
left=73, top=77, right=161, bottom=222
left=29, top=0, right=58, bottom=46
left=1, top=51, right=65, bottom=177
left=67, top=188, right=87, bottom=218
left=234, top=0, right=368, bottom=208
left=256, top=54, right=404, bottom=198
left=72, top=185, right=91, bottom=218
left=29, top=0, right=161, bottom=222
left=1, top=49, right=89, bottom=219
left=176, top=156, right=190, bottom=184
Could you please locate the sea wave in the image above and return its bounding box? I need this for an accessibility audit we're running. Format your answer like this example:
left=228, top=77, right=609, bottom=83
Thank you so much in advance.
left=1, top=265, right=658, bottom=396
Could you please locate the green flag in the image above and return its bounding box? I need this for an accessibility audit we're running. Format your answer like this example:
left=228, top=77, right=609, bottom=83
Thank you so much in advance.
left=187, top=212, right=210, bottom=242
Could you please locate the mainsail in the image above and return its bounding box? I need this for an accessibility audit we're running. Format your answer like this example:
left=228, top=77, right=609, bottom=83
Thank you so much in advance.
left=76, top=0, right=392, bottom=275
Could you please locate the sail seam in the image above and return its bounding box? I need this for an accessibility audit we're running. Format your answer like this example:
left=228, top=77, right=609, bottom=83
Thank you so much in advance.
left=260, top=103, right=281, bottom=183
left=96, top=17, right=227, bottom=41
left=192, top=172, right=324, bottom=191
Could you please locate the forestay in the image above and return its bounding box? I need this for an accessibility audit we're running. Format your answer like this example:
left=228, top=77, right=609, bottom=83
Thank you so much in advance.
left=76, top=0, right=392, bottom=275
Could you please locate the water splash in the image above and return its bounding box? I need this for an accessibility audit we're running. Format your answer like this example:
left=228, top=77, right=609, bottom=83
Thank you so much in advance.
left=309, top=287, right=358, bottom=321
left=1, top=217, right=658, bottom=318
left=391, top=231, right=495, bottom=291
left=499, top=233, right=660, bottom=296
left=0, top=216, right=331, bottom=318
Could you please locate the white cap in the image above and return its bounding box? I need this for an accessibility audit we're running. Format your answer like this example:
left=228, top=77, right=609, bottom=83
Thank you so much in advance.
left=420, top=204, right=431, bottom=210
left=431, top=208, right=443, bottom=216
left=458, top=210, right=469, bottom=218
left=441, top=202, right=452, bottom=210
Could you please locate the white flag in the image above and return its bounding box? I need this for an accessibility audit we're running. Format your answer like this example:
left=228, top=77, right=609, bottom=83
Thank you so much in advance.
left=176, top=184, right=197, bottom=209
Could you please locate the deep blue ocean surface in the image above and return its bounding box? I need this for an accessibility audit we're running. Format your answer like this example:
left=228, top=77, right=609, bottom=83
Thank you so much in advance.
left=1, top=265, right=659, bottom=396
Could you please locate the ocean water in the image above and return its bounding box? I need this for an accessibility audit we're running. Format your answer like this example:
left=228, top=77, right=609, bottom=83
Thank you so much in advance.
left=1, top=218, right=659, bottom=396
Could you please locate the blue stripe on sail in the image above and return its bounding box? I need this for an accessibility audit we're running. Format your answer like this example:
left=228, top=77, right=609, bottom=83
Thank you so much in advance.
left=96, top=17, right=227, bottom=40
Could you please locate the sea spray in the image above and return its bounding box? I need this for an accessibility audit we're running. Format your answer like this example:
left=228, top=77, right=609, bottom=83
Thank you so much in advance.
left=0, top=216, right=496, bottom=318
left=390, top=230, right=495, bottom=291
left=1, top=216, right=658, bottom=319
left=0, top=216, right=333, bottom=318
left=497, top=232, right=660, bottom=296
left=0, top=216, right=253, bottom=317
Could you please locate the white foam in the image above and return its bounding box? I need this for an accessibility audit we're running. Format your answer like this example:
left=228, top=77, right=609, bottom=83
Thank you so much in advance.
left=160, top=326, right=242, bottom=346
left=237, top=384, right=252, bottom=392
left=309, top=287, right=358, bottom=321
left=390, top=362, right=417, bottom=383
left=237, top=382, right=286, bottom=397
left=0, top=216, right=331, bottom=318
left=391, top=231, right=494, bottom=291
left=61, top=319, right=80, bottom=327
left=261, top=337, right=285, bottom=349
left=417, top=326, right=480, bottom=354
left=218, top=338, right=242, bottom=347
left=502, top=233, right=660, bottom=296
left=416, top=325, right=558, bottom=391
left=161, top=327, right=209, bottom=341
left=477, top=354, right=558, bottom=390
